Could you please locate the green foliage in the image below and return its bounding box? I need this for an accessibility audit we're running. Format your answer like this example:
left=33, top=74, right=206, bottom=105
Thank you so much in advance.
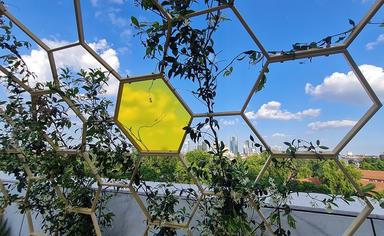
left=0, top=15, right=134, bottom=235
left=119, top=149, right=365, bottom=200
left=132, top=0, right=266, bottom=233
left=315, top=161, right=360, bottom=196
left=0, top=217, right=10, bottom=236
left=360, top=158, right=384, bottom=170
left=139, top=156, right=179, bottom=182
left=196, top=195, right=255, bottom=236
left=185, top=150, right=213, bottom=183
left=130, top=155, right=200, bottom=231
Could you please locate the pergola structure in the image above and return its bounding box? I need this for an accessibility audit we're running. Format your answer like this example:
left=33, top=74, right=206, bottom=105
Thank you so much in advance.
left=0, top=0, right=383, bottom=236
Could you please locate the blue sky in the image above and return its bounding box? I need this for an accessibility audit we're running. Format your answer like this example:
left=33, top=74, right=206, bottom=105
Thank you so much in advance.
left=2, top=0, right=384, bottom=155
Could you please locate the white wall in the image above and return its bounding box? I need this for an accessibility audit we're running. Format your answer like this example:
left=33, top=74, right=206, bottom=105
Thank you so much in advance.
left=1, top=178, right=384, bottom=236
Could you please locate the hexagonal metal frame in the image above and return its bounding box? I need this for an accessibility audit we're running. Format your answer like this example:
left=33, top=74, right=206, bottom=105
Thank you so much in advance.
left=154, top=1, right=383, bottom=235
left=114, top=73, right=193, bottom=155
left=0, top=0, right=382, bottom=235
left=0, top=179, right=9, bottom=216
left=0, top=108, right=52, bottom=236
left=126, top=153, right=204, bottom=236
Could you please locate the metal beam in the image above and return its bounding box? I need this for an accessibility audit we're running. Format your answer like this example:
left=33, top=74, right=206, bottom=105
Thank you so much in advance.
left=344, top=0, right=384, bottom=47
left=269, top=45, right=345, bottom=63
left=193, top=111, right=241, bottom=118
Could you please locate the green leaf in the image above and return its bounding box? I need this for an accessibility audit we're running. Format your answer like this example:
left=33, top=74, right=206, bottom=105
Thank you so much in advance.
left=292, top=43, right=301, bottom=50
left=131, top=16, right=139, bottom=27
left=204, top=139, right=211, bottom=148
left=343, top=196, right=355, bottom=202
left=349, top=19, right=356, bottom=27
left=0, top=218, right=10, bottom=236
left=287, top=214, right=296, bottom=228
left=309, top=42, right=318, bottom=49
left=220, top=141, right=225, bottom=151
left=243, top=50, right=255, bottom=55
left=224, top=66, right=233, bottom=77
left=165, top=56, right=176, bottom=62
left=206, top=46, right=214, bottom=54
left=361, top=183, right=375, bottom=193
left=256, top=73, right=267, bottom=92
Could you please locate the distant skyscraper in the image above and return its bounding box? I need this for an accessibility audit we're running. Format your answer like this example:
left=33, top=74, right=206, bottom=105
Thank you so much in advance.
left=243, top=140, right=250, bottom=156
left=245, top=140, right=250, bottom=148
left=230, top=136, right=239, bottom=155
left=183, top=140, right=195, bottom=153
left=243, top=140, right=251, bottom=156
left=201, top=141, right=208, bottom=151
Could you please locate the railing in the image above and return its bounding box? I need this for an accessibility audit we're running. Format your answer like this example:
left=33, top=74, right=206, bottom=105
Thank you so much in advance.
left=2, top=175, right=384, bottom=236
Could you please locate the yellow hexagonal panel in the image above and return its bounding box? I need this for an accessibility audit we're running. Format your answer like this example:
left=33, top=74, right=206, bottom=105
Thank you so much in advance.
left=115, top=75, right=191, bottom=153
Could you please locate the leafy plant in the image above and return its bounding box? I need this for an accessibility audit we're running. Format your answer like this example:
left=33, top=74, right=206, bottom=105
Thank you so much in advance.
left=0, top=217, right=10, bottom=236
left=130, top=0, right=384, bottom=235
left=0, top=14, right=133, bottom=235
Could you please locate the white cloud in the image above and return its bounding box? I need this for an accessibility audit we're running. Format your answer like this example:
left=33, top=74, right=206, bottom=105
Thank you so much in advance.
left=90, top=4, right=132, bottom=44
left=90, top=3, right=129, bottom=26
left=117, top=46, right=130, bottom=55
left=245, top=111, right=257, bottom=120
left=120, top=29, right=133, bottom=41
left=220, top=118, right=239, bottom=126
left=21, top=47, right=52, bottom=84
left=307, top=120, right=357, bottom=130
left=271, top=145, right=284, bottom=152
left=248, top=101, right=320, bottom=121
left=108, top=12, right=129, bottom=27
left=91, top=0, right=125, bottom=6
left=222, top=120, right=235, bottom=126
left=366, top=34, right=384, bottom=50
left=109, top=0, right=125, bottom=3
left=305, top=64, right=384, bottom=103
left=90, top=0, right=99, bottom=7
left=22, top=39, right=120, bottom=96
left=272, top=133, right=289, bottom=138
left=103, top=7, right=130, bottom=27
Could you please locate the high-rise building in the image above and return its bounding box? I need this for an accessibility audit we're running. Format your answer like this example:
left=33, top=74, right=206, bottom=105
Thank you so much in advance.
left=245, top=140, right=250, bottom=148
left=243, top=140, right=250, bottom=156
left=195, top=141, right=209, bottom=152
left=201, top=141, right=209, bottom=151
left=183, top=140, right=195, bottom=153
left=230, top=136, right=239, bottom=156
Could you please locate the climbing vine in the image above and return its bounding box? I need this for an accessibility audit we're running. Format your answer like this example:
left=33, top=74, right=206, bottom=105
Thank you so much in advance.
left=0, top=0, right=382, bottom=235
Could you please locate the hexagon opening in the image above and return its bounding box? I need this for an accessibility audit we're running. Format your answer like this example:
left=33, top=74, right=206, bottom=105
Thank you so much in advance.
left=115, top=75, right=192, bottom=154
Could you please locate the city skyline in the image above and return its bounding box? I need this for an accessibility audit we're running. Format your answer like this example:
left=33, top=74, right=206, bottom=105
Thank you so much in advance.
left=182, top=136, right=384, bottom=157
